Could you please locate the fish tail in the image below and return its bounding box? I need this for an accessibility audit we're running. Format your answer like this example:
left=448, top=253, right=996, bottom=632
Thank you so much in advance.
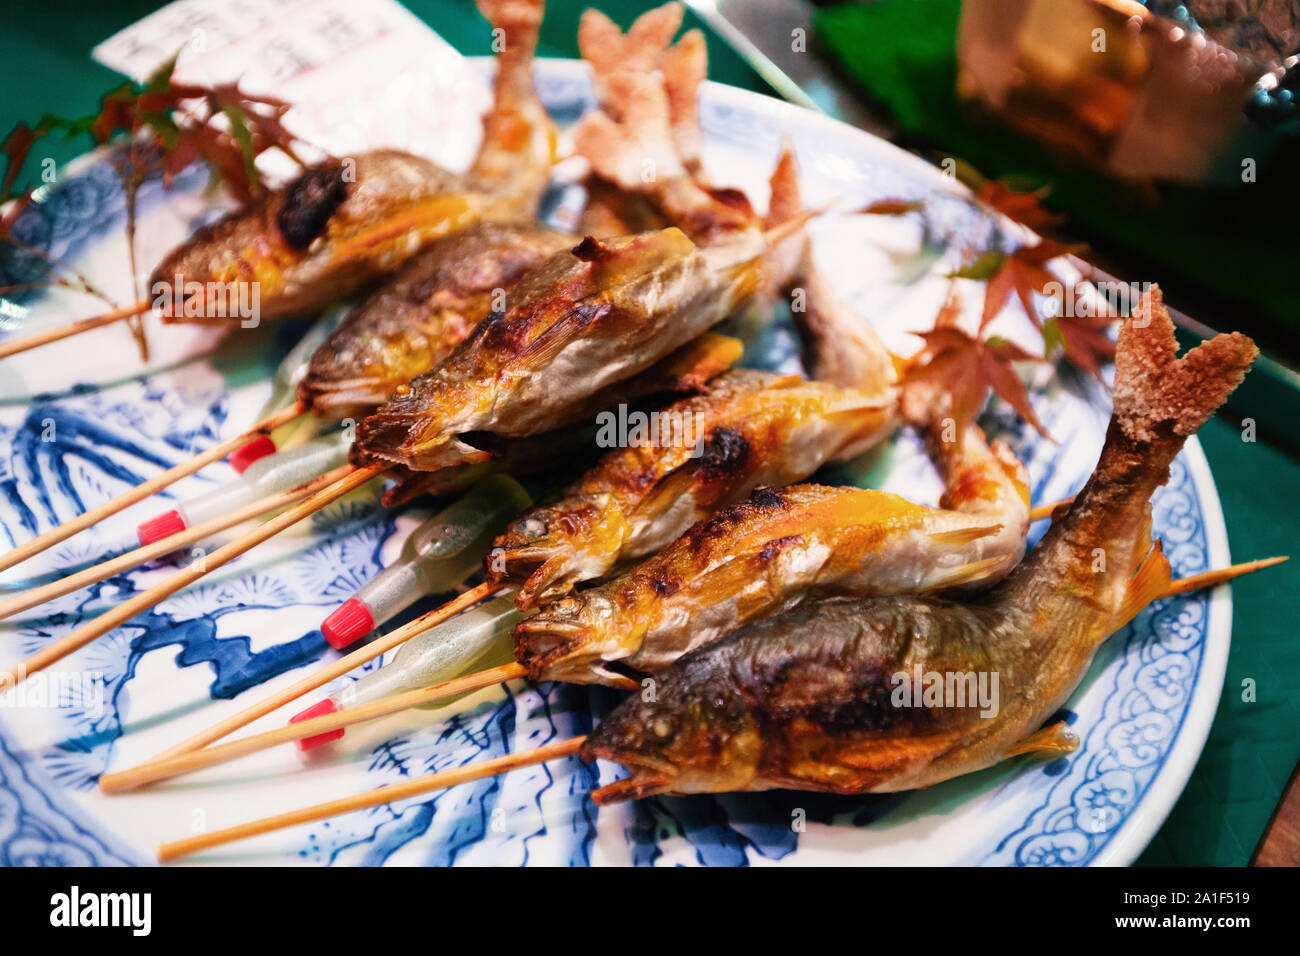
left=573, top=71, right=685, bottom=190
left=764, top=138, right=803, bottom=231
left=661, top=28, right=708, bottom=177
left=471, top=0, right=553, bottom=199
left=477, top=0, right=544, bottom=100
left=1112, top=284, right=1257, bottom=445
left=1007, top=285, right=1256, bottom=615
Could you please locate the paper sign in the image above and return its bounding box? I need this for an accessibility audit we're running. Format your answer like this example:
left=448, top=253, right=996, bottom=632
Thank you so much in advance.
left=92, top=0, right=491, bottom=175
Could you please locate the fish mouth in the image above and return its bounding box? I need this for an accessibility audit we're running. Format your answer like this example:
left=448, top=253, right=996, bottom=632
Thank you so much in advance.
left=355, top=410, right=491, bottom=472
left=580, top=740, right=677, bottom=804
left=297, top=377, right=390, bottom=420
left=154, top=281, right=261, bottom=325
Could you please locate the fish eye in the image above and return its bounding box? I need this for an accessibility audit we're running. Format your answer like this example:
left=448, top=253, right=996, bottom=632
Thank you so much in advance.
left=651, top=717, right=673, bottom=739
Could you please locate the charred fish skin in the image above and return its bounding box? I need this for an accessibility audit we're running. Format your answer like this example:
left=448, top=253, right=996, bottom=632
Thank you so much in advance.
left=515, top=476, right=1022, bottom=686
left=376, top=331, right=745, bottom=508
left=299, top=222, right=574, bottom=419
left=356, top=228, right=763, bottom=472
left=151, top=151, right=463, bottom=323
left=583, top=286, right=1258, bottom=802
left=151, top=0, right=550, bottom=325
left=580, top=594, right=1009, bottom=800
left=489, top=368, right=897, bottom=607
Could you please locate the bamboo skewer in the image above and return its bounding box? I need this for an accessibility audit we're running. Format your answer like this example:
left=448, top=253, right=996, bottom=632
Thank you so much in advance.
left=1158, top=555, right=1287, bottom=598
left=120, top=554, right=1286, bottom=801
left=100, top=662, right=527, bottom=793
left=148, top=580, right=503, bottom=760
left=0, top=400, right=308, bottom=575
left=150, top=552, right=1288, bottom=863
left=156, top=734, right=585, bottom=862
left=0, top=461, right=385, bottom=691
left=0, top=465, right=353, bottom=622
left=0, top=298, right=152, bottom=360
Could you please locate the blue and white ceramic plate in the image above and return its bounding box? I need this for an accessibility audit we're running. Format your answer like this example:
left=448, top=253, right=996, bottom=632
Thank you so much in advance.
left=0, top=60, right=1231, bottom=866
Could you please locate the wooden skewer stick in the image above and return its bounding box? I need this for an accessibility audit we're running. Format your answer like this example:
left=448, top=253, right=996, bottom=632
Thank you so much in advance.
left=149, top=554, right=1291, bottom=861
left=1029, top=496, right=1074, bottom=522
left=0, top=400, right=308, bottom=575
left=148, top=580, right=503, bottom=761
left=0, top=462, right=385, bottom=692
left=0, top=465, right=353, bottom=622
left=101, top=663, right=527, bottom=793
left=1156, top=555, right=1287, bottom=599
left=156, top=735, right=585, bottom=862
left=120, top=553, right=1289, bottom=793
left=0, top=298, right=152, bottom=360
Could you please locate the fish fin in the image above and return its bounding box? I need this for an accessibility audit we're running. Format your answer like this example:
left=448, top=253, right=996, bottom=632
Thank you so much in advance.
left=1006, top=721, right=1078, bottom=758
left=590, top=774, right=673, bottom=805
left=927, top=523, right=1003, bottom=545
left=578, top=4, right=682, bottom=93
left=650, top=332, right=743, bottom=391
left=1115, top=539, right=1173, bottom=630
left=518, top=298, right=615, bottom=366
left=662, top=28, right=707, bottom=176
left=763, top=137, right=803, bottom=231
left=931, top=555, right=1005, bottom=589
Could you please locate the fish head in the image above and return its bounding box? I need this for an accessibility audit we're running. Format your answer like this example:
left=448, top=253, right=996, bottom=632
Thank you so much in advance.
left=153, top=152, right=466, bottom=323
left=581, top=653, right=762, bottom=803
left=489, top=494, right=628, bottom=607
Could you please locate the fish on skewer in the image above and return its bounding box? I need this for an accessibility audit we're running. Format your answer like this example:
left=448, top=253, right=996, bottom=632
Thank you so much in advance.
left=151, top=0, right=553, bottom=324
left=580, top=288, right=1258, bottom=802
left=351, top=21, right=810, bottom=477
left=374, top=330, right=745, bottom=507
left=355, top=225, right=767, bottom=472
left=512, top=291, right=1030, bottom=685
left=299, top=222, right=575, bottom=419
left=489, top=369, right=897, bottom=608
left=515, top=466, right=1029, bottom=685
left=288, top=358, right=893, bottom=742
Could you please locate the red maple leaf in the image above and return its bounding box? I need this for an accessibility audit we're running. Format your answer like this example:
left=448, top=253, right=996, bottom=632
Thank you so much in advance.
left=1043, top=288, right=1117, bottom=382
left=859, top=198, right=925, bottom=216
left=962, top=239, right=1083, bottom=331
left=975, top=180, right=1064, bottom=232
left=903, top=310, right=1050, bottom=439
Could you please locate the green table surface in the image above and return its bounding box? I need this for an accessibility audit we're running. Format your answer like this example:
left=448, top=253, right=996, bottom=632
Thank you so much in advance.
left=1, top=0, right=1296, bottom=867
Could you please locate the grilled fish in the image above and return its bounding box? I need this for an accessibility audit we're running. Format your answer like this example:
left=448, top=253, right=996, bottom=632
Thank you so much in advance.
left=489, top=369, right=897, bottom=608
left=299, top=222, right=574, bottom=419
left=376, top=330, right=744, bottom=507
left=356, top=227, right=764, bottom=472
left=515, top=365, right=1027, bottom=683
left=151, top=0, right=553, bottom=323
left=581, top=287, right=1257, bottom=801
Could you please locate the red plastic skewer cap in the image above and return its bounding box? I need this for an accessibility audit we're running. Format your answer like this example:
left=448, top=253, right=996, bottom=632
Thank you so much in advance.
left=321, top=597, right=375, bottom=649
left=229, top=434, right=277, bottom=474
left=137, top=509, right=187, bottom=547
left=290, top=698, right=344, bottom=751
